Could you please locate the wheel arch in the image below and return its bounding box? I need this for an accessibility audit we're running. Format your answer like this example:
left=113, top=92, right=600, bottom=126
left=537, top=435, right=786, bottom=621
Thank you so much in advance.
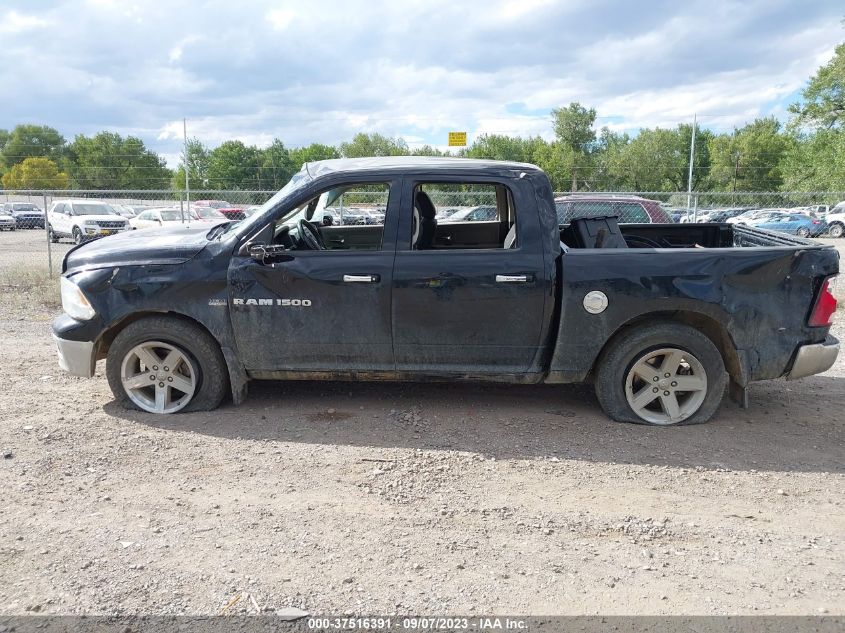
left=95, top=310, right=248, bottom=404
left=593, top=310, right=745, bottom=384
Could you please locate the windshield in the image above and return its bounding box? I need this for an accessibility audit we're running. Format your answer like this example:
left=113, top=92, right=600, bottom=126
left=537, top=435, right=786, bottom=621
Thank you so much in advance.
left=72, top=203, right=116, bottom=216
left=231, top=168, right=313, bottom=237
left=12, top=204, right=38, bottom=212
left=204, top=201, right=230, bottom=209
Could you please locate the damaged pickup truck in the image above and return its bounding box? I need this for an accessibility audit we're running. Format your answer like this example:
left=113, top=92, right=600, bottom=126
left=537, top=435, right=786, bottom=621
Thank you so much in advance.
left=53, top=157, right=839, bottom=425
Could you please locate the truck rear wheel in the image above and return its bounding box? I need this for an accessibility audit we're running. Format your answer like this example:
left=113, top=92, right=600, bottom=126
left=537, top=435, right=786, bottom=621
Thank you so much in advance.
left=594, top=322, right=727, bottom=425
left=106, top=316, right=229, bottom=414
left=829, top=223, right=844, bottom=238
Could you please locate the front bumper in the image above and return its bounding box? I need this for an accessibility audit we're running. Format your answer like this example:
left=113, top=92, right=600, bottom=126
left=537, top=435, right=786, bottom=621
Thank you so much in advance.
left=786, top=337, right=839, bottom=380
left=53, top=334, right=96, bottom=378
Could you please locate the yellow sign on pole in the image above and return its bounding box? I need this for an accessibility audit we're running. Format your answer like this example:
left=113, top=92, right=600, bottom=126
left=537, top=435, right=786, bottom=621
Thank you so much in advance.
left=448, top=132, right=467, bottom=147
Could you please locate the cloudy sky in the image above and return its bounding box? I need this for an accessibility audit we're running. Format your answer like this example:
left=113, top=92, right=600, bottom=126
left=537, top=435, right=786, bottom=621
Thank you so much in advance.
left=1, top=0, right=842, bottom=165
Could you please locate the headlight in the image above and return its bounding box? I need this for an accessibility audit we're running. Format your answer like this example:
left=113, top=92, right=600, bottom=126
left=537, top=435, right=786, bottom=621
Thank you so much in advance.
left=60, top=277, right=96, bottom=320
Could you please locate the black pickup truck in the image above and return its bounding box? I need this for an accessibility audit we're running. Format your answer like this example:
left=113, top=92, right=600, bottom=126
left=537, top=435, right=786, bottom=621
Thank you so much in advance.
left=53, top=157, right=840, bottom=425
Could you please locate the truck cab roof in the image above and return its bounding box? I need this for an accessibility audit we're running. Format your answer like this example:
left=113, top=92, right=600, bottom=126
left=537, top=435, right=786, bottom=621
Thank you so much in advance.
left=302, top=156, right=540, bottom=179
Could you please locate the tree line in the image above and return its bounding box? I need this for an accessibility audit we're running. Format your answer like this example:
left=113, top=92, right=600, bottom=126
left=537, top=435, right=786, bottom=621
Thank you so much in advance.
left=2, top=42, right=843, bottom=193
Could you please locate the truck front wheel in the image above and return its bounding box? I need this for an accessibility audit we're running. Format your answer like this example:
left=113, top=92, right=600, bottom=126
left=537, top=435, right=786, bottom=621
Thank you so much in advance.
left=594, top=322, right=727, bottom=425
left=106, top=316, right=229, bottom=414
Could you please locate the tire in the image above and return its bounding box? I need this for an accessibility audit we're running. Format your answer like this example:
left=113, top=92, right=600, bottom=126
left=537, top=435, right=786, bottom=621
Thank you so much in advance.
left=72, top=227, right=84, bottom=245
left=594, top=321, right=727, bottom=426
left=796, top=227, right=810, bottom=237
left=106, top=316, right=229, bottom=414
left=829, top=223, right=844, bottom=239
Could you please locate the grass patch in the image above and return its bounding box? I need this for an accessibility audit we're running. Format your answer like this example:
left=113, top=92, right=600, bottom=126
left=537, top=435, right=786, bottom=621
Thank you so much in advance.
left=0, top=265, right=61, bottom=313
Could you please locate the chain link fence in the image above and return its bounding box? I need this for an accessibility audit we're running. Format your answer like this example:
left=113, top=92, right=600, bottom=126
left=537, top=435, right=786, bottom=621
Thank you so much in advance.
left=1, top=189, right=843, bottom=281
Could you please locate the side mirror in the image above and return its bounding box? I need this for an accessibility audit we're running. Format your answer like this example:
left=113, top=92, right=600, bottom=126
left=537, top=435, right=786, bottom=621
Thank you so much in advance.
left=322, top=215, right=333, bottom=227
left=156, top=219, right=162, bottom=224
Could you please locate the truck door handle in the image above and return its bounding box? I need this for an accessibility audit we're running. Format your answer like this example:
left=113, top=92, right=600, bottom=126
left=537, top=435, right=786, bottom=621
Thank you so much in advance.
left=496, top=274, right=531, bottom=283
left=343, top=274, right=379, bottom=283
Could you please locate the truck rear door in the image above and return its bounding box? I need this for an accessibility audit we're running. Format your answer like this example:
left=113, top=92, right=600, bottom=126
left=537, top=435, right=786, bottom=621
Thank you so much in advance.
left=391, top=176, right=548, bottom=374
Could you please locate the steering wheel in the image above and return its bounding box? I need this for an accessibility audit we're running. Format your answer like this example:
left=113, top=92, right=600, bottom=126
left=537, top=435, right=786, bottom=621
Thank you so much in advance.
left=298, top=219, right=326, bottom=250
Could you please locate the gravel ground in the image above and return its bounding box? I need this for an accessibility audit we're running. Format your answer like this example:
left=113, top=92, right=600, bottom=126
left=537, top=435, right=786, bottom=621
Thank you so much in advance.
left=0, top=228, right=843, bottom=616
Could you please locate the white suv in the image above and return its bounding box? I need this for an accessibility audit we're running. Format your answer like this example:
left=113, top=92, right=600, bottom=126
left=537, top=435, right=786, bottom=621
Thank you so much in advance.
left=825, top=202, right=845, bottom=238
left=48, top=200, right=131, bottom=244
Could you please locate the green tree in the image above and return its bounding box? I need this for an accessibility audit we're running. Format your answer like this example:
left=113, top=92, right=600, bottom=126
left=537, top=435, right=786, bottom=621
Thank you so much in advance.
left=410, top=145, right=447, bottom=156
left=466, top=134, right=547, bottom=163
left=532, top=141, right=577, bottom=191
left=789, top=42, right=845, bottom=130
left=708, top=118, right=790, bottom=191
left=551, top=102, right=597, bottom=190
left=68, top=132, right=171, bottom=189
left=605, top=128, right=681, bottom=191
left=206, top=140, right=261, bottom=189
left=1, top=124, right=66, bottom=171
left=339, top=133, right=408, bottom=157
left=288, top=143, right=341, bottom=170
left=781, top=128, right=845, bottom=191
left=172, top=138, right=211, bottom=190
left=592, top=128, right=630, bottom=191
left=1, top=157, right=69, bottom=189
left=258, top=139, right=295, bottom=189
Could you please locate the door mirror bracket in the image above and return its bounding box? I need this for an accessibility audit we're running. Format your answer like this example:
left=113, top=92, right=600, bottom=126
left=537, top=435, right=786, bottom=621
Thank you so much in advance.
left=249, top=242, right=290, bottom=264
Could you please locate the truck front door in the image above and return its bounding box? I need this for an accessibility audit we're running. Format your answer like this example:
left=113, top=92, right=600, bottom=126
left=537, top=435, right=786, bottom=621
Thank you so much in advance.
left=228, top=180, right=399, bottom=373
left=391, top=177, right=549, bottom=375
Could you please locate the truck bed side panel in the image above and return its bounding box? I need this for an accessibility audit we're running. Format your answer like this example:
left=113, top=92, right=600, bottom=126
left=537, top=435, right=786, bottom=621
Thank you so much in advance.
left=546, top=246, right=839, bottom=384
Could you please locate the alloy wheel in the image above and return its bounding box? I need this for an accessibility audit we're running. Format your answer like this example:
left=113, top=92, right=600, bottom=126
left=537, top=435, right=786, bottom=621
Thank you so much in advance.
left=624, top=347, right=708, bottom=425
left=120, top=341, right=197, bottom=413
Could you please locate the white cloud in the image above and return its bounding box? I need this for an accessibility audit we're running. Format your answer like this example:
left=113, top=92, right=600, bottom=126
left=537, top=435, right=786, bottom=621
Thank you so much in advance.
left=0, top=0, right=843, bottom=164
left=266, top=8, right=296, bottom=31
left=498, top=0, right=555, bottom=20
left=0, top=10, right=48, bottom=33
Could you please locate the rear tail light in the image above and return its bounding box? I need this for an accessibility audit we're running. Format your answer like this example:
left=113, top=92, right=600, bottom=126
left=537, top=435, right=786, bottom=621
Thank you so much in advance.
left=808, top=276, right=838, bottom=327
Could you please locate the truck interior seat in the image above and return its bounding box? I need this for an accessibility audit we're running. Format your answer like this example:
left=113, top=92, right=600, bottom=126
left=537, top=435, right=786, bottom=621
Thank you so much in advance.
left=412, top=190, right=438, bottom=250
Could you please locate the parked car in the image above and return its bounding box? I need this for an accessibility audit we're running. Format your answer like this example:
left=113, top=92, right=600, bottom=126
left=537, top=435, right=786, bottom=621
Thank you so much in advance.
left=554, top=195, right=672, bottom=224
left=4, top=202, right=45, bottom=228
left=824, top=202, right=845, bottom=238
left=47, top=200, right=131, bottom=244
left=131, top=208, right=207, bottom=230
left=439, top=205, right=498, bottom=223
left=435, top=207, right=461, bottom=220
left=698, top=207, right=754, bottom=223
left=0, top=209, right=16, bottom=231
left=191, top=206, right=229, bottom=223
left=53, top=157, right=838, bottom=427
left=193, top=200, right=245, bottom=221
left=727, top=208, right=781, bottom=224
left=110, top=204, right=137, bottom=218
left=749, top=212, right=827, bottom=237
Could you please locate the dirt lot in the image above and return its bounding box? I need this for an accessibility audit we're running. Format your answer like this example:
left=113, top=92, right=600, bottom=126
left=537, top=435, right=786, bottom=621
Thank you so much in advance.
left=0, top=228, right=843, bottom=616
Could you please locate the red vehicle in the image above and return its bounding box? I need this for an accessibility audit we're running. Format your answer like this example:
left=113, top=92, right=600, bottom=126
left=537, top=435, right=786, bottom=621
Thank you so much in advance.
left=193, top=200, right=245, bottom=221
left=554, top=195, right=673, bottom=224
